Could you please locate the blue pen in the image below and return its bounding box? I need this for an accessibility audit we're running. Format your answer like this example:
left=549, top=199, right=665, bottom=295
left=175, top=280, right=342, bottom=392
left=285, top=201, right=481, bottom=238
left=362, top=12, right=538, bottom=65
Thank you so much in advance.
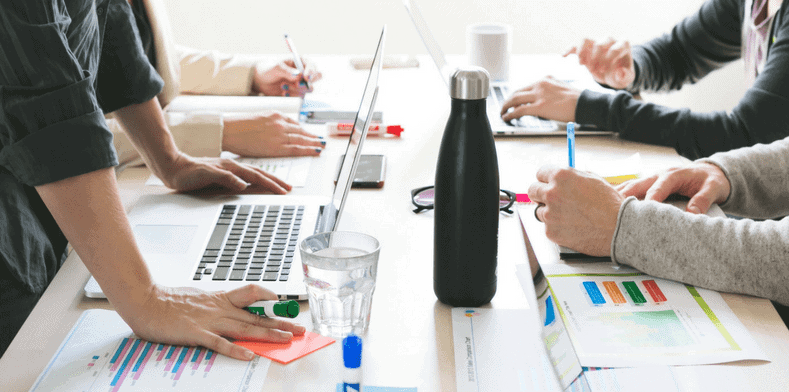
left=567, top=122, right=576, bottom=168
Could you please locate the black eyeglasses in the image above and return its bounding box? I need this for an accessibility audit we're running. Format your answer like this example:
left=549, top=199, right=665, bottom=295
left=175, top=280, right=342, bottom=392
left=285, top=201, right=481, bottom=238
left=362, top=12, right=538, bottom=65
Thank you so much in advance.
left=411, top=186, right=517, bottom=214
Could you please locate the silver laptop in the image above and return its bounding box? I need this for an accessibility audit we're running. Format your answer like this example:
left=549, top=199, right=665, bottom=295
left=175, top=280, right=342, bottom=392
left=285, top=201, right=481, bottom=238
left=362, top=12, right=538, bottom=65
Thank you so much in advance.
left=403, top=0, right=610, bottom=136
left=84, top=26, right=387, bottom=300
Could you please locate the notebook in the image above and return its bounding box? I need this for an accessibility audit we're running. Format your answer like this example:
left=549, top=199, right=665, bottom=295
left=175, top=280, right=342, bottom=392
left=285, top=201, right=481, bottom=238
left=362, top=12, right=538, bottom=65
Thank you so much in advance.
left=403, top=0, right=611, bottom=136
left=83, top=26, right=387, bottom=300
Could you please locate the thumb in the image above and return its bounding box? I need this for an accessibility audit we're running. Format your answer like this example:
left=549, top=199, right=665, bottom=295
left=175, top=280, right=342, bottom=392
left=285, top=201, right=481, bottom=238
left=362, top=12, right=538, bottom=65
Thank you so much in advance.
left=563, top=46, right=578, bottom=57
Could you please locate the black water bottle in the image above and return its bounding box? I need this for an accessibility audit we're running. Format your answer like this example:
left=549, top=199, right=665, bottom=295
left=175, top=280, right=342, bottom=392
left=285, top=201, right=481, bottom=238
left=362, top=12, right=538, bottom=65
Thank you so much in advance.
left=434, top=67, right=500, bottom=307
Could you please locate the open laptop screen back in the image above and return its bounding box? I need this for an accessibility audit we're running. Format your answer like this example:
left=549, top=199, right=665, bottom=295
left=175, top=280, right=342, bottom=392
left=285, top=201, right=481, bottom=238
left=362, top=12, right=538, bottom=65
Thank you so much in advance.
left=316, top=26, right=386, bottom=233
left=403, top=0, right=451, bottom=87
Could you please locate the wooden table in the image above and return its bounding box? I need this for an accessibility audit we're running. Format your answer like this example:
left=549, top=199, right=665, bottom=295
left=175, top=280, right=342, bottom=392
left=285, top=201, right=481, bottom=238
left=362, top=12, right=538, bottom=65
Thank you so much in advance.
left=2, top=55, right=787, bottom=391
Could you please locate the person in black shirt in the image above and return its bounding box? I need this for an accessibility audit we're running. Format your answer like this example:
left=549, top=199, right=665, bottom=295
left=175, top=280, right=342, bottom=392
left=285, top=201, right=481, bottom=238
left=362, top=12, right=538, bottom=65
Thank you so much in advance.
left=0, top=0, right=304, bottom=358
left=501, top=0, right=789, bottom=161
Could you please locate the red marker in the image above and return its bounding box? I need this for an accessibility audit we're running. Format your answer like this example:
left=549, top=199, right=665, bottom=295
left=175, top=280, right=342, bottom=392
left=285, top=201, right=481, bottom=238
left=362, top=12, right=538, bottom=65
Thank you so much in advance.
left=327, top=122, right=404, bottom=137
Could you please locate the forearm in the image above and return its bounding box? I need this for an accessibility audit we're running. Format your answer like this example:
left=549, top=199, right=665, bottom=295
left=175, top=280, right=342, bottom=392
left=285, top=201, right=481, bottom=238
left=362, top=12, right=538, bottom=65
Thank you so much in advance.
left=702, top=136, right=789, bottom=219
left=611, top=197, right=789, bottom=306
left=113, top=97, right=181, bottom=179
left=176, top=45, right=264, bottom=96
left=35, top=168, right=154, bottom=313
left=576, top=86, right=789, bottom=160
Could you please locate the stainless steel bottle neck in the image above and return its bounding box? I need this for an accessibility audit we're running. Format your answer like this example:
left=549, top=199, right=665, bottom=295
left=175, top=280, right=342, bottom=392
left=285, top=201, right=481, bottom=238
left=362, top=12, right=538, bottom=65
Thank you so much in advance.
left=450, top=66, right=490, bottom=100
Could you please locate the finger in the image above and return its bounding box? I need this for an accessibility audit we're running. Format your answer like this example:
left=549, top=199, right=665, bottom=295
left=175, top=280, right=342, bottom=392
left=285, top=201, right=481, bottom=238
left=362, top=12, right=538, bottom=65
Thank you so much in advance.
left=289, top=123, right=324, bottom=141
left=218, top=319, right=294, bottom=343
left=198, top=330, right=256, bottom=361
left=243, top=314, right=307, bottom=336
left=563, top=46, right=579, bottom=57
left=577, top=39, right=595, bottom=66
left=534, top=204, right=545, bottom=223
left=250, top=167, right=293, bottom=192
left=527, top=182, right=548, bottom=204
left=287, top=133, right=326, bottom=148
left=589, top=38, right=616, bottom=77
left=501, top=103, right=539, bottom=122
left=687, top=187, right=717, bottom=214
left=202, top=166, right=249, bottom=191
left=224, top=160, right=290, bottom=194
left=644, top=173, right=679, bottom=202
left=281, top=115, right=301, bottom=126
left=280, top=81, right=301, bottom=97
left=600, top=46, right=625, bottom=78
left=500, top=90, right=539, bottom=117
left=618, top=176, right=658, bottom=198
left=305, top=69, right=322, bottom=83
left=278, top=61, right=302, bottom=80
left=225, top=284, right=278, bottom=308
left=535, top=164, right=562, bottom=184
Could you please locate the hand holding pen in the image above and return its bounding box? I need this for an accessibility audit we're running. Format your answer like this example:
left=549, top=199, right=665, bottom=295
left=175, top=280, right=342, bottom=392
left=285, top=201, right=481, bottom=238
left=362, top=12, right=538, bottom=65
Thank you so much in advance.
left=251, top=35, right=322, bottom=97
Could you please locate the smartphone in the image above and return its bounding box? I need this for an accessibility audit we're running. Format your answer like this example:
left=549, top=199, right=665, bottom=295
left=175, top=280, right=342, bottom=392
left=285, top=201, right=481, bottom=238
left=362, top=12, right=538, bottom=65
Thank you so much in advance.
left=335, top=154, right=386, bottom=188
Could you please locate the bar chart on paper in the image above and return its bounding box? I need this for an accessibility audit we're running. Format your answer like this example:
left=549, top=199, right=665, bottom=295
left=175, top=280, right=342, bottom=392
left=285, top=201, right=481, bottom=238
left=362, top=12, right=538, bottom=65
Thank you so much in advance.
left=29, top=310, right=270, bottom=392
left=540, top=263, right=768, bottom=367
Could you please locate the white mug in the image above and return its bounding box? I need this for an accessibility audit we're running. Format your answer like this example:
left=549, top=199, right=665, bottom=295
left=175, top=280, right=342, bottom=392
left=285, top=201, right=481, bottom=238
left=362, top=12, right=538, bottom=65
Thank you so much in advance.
left=466, top=23, right=512, bottom=82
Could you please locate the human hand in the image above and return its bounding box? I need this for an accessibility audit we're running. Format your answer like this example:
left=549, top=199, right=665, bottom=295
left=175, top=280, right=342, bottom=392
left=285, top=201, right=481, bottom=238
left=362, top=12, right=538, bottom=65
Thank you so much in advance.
left=529, top=166, right=624, bottom=256
left=120, top=284, right=306, bottom=361
left=223, top=112, right=325, bottom=157
left=157, top=153, right=292, bottom=194
left=616, top=162, right=731, bottom=214
left=252, top=58, right=322, bottom=97
left=565, top=38, right=635, bottom=90
left=500, top=76, right=581, bottom=123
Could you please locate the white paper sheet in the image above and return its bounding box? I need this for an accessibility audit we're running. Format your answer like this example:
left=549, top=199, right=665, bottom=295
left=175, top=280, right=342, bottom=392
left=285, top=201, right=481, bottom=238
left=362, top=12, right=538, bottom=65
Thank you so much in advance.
left=29, top=310, right=271, bottom=392
left=451, top=308, right=564, bottom=392
left=540, top=263, right=768, bottom=367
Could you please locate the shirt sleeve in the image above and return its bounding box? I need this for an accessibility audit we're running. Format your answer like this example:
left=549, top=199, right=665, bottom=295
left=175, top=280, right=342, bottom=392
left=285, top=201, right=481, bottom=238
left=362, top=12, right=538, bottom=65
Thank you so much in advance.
left=576, top=0, right=789, bottom=160
left=95, top=0, right=164, bottom=113
left=175, top=44, right=264, bottom=96
left=611, top=197, right=789, bottom=307
left=701, top=136, right=789, bottom=219
left=0, top=0, right=161, bottom=186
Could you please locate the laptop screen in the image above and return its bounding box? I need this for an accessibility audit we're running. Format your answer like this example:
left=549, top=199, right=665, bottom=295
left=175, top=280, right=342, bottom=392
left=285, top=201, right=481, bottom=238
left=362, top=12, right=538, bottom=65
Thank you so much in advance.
left=403, top=0, right=451, bottom=87
left=316, top=26, right=386, bottom=233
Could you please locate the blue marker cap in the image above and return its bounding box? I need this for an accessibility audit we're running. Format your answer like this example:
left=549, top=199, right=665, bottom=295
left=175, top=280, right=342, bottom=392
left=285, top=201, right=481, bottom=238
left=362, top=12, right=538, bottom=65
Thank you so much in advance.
left=342, top=334, right=362, bottom=369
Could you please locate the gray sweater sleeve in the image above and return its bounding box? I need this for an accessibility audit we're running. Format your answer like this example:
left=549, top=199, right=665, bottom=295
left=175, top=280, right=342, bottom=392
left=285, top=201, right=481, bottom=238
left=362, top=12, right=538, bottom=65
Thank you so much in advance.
left=576, top=0, right=789, bottom=160
left=610, top=137, right=789, bottom=306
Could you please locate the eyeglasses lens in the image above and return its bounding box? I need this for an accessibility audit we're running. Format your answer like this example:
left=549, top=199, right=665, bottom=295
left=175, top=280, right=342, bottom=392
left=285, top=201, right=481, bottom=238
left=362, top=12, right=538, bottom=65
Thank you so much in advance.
left=413, top=188, right=435, bottom=206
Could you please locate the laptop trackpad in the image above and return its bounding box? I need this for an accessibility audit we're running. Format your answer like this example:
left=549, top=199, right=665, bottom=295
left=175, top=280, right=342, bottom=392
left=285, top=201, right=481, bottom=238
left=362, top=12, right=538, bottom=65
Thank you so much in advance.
left=133, top=225, right=198, bottom=254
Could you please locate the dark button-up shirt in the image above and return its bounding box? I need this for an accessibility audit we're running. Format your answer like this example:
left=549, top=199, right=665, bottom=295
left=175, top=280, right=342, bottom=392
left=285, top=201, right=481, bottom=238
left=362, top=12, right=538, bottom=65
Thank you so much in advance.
left=0, top=0, right=164, bottom=293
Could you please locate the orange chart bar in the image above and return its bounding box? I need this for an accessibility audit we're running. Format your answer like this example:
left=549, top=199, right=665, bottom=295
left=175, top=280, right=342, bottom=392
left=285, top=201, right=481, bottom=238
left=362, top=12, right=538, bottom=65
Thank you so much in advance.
left=602, top=281, right=627, bottom=305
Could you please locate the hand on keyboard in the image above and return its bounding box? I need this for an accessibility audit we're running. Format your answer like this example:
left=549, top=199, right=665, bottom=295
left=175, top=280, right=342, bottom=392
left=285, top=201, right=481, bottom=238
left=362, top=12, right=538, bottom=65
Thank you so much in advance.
left=156, top=153, right=292, bottom=194
left=500, top=76, right=580, bottom=124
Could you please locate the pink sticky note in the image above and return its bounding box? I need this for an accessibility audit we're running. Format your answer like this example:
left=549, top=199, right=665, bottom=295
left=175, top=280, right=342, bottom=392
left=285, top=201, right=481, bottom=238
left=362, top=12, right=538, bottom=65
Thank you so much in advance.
left=235, top=332, right=335, bottom=364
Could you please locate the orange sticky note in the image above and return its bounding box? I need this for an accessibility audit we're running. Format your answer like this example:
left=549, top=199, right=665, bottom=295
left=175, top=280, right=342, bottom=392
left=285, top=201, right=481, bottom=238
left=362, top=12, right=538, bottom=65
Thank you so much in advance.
left=235, top=332, right=335, bottom=364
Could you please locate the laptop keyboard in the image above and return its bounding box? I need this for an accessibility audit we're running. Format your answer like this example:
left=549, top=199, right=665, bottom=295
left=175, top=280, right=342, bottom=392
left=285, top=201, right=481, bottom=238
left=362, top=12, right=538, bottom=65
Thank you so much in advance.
left=490, top=86, right=558, bottom=133
left=193, top=204, right=304, bottom=282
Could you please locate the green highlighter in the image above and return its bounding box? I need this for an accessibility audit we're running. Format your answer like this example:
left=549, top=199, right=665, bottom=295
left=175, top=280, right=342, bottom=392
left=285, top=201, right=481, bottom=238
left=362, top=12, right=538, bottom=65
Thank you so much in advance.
left=245, top=300, right=300, bottom=318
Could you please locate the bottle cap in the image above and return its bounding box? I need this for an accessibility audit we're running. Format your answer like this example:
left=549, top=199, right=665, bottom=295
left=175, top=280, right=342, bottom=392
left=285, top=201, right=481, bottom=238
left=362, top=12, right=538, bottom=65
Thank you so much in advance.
left=342, top=334, right=363, bottom=369
left=272, top=300, right=300, bottom=318
left=450, top=66, right=490, bottom=100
